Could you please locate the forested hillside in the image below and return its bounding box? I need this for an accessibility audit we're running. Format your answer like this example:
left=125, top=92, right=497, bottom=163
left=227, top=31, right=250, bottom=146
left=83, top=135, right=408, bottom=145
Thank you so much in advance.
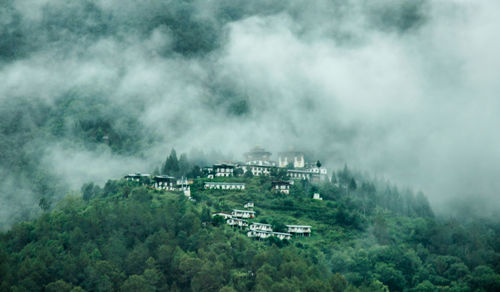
left=1, top=170, right=499, bottom=291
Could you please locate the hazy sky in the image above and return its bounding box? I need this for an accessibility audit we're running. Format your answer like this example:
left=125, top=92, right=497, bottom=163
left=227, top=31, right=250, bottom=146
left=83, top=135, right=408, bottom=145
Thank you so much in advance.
left=1, top=0, right=500, bottom=219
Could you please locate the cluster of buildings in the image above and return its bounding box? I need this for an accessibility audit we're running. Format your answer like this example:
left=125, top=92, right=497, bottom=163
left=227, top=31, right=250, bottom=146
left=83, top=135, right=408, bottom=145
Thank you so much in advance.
left=213, top=203, right=312, bottom=240
left=124, top=173, right=192, bottom=197
left=205, top=147, right=328, bottom=183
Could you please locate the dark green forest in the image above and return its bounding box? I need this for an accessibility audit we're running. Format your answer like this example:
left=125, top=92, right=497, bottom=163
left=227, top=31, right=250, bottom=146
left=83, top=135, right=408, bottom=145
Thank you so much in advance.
left=1, top=165, right=500, bottom=291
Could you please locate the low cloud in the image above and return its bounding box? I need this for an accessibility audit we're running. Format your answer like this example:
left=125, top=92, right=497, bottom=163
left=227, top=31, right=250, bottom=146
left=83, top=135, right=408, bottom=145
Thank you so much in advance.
left=1, top=0, right=500, bottom=221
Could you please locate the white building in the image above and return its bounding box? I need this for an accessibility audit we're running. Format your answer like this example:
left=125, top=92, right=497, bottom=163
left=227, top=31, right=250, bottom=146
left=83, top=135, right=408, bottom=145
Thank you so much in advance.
left=278, top=151, right=305, bottom=168
left=273, top=232, right=292, bottom=240
left=286, top=225, right=311, bottom=236
left=247, top=230, right=272, bottom=239
left=272, top=181, right=291, bottom=194
left=244, top=202, right=254, bottom=209
left=250, top=222, right=272, bottom=232
left=227, top=218, right=248, bottom=228
left=244, top=146, right=272, bottom=163
left=204, top=182, right=245, bottom=190
left=287, top=167, right=329, bottom=182
left=313, top=193, right=323, bottom=200
left=247, top=230, right=291, bottom=240
left=232, top=209, right=255, bottom=219
left=213, top=163, right=235, bottom=177
left=124, top=173, right=151, bottom=182
left=241, top=164, right=273, bottom=176
left=152, top=175, right=176, bottom=190
left=212, top=212, right=232, bottom=219
left=287, top=169, right=312, bottom=180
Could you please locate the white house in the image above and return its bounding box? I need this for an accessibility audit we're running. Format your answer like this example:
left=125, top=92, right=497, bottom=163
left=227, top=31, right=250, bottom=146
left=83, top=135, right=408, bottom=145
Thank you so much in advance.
left=313, top=193, right=323, bottom=200
left=212, top=212, right=232, bottom=219
left=247, top=230, right=292, bottom=240
left=244, top=202, right=254, bottom=209
left=232, top=209, right=255, bottom=219
left=272, top=181, right=291, bottom=194
left=227, top=218, right=248, bottom=228
left=204, top=182, right=246, bottom=190
left=241, top=164, right=273, bottom=176
left=272, top=232, right=292, bottom=240
left=247, top=230, right=272, bottom=239
left=152, top=175, right=176, bottom=190
left=287, top=169, right=312, bottom=180
left=278, top=151, right=305, bottom=168
left=250, top=223, right=272, bottom=232
left=124, top=173, right=151, bottom=182
left=286, top=225, right=311, bottom=236
left=213, top=163, right=235, bottom=177
left=306, top=164, right=329, bottom=182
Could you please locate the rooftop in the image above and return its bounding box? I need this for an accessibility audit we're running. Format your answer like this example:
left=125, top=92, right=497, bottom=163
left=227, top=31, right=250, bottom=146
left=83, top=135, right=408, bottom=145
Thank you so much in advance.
left=154, top=175, right=176, bottom=179
left=233, top=209, right=256, bottom=213
left=204, top=182, right=245, bottom=185
left=213, top=163, right=236, bottom=168
left=125, top=173, right=151, bottom=177
left=278, top=151, right=304, bottom=156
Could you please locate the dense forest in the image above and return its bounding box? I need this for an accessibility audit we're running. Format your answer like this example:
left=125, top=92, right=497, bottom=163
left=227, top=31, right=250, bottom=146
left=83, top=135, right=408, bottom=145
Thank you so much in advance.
left=1, top=159, right=500, bottom=291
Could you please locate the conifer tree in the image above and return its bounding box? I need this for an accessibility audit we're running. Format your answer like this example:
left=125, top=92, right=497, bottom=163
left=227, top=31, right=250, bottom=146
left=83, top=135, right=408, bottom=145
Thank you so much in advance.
left=162, top=149, right=179, bottom=175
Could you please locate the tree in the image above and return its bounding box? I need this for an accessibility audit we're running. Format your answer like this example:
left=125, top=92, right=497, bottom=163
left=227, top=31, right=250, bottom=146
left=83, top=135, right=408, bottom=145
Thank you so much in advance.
left=349, top=178, right=357, bottom=192
left=81, top=182, right=101, bottom=201
left=374, top=262, right=406, bottom=291
left=211, top=215, right=225, bottom=226
left=412, top=280, right=435, bottom=292
left=338, top=164, right=351, bottom=186
left=188, top=165, right=202, bottom=178
left=414, top=192, right=434, bottom=218
left=163, top=149, right=179, bottom=175
left=244, top=170, right=254, bottom=178
left=328, top=273, right=347, bottom=292
left=271, top=220, right=287, bottom=233
left=39, top=197, right=51, bottom=211
left=45, top=280, right=73, bottom=292
left=201, top=206, right=211, bottom=223
left=121, top=275, right=154, bottom=292
left=233, top=167, right=243, bottom=177
left=471, top=265, right=500, bottom=291
left=178, top=153, right=190, bottom=176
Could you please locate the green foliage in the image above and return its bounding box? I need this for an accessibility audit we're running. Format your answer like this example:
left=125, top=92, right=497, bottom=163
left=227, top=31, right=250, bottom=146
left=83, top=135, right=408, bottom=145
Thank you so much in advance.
left=163, top=149, right=180, bottom=175
left=1, top=169, right=500, bottom=291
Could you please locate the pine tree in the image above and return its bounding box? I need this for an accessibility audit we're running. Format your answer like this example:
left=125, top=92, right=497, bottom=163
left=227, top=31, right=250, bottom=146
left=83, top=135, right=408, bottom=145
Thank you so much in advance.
left=178, top=153, right=190, bottom=176
left=162, top=149, right=179, bottom=175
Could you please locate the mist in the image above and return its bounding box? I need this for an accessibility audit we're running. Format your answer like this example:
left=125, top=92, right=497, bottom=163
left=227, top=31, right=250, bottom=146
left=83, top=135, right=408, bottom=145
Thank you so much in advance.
left=1, top=0, right=500, bottom=227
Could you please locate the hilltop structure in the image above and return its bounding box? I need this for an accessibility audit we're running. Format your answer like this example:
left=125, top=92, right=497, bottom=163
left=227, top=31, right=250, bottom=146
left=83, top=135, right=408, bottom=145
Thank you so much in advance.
left=244, top=146, right=272, bottom=163
left=124, top=173, right=151, bottom=182
left=124, top=173, right=192, bottom=197
left=278, top=151, right=305, bottom=168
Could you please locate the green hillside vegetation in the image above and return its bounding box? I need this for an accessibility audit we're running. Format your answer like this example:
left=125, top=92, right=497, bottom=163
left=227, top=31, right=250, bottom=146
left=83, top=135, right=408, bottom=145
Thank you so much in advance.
left=1, top=168, right=500, bottom=291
